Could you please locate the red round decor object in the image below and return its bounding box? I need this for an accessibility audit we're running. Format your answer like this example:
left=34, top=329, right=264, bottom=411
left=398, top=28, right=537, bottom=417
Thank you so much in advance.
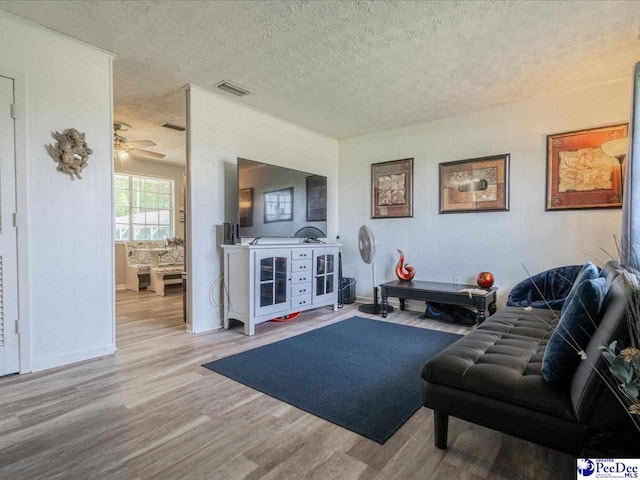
left=477, top=272, right=494, bottom=288
left=271, top=312, right=301, bottom=322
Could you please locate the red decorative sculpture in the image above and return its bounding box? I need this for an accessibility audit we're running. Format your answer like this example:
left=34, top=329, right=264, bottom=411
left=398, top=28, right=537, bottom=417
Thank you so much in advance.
left=395, top=249, right=416, bottom=281
left=477, top=271, right=495, bottom=288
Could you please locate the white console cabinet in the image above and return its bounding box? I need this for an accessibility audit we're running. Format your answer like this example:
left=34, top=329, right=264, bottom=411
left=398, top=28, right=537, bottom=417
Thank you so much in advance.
left=222, top=243, right=340, bottom=335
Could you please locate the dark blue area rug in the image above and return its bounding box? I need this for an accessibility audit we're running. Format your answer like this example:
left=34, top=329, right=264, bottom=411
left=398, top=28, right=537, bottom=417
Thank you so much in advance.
left=202, top=316, right=461, bottom=443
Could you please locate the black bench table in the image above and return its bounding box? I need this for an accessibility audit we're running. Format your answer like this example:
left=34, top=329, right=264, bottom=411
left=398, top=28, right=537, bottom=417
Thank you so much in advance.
left=379, top=280, right=498, bottom=324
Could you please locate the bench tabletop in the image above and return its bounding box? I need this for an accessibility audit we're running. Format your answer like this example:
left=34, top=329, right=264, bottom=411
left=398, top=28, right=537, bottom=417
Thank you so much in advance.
left=380, top=279, right=496, bottom=297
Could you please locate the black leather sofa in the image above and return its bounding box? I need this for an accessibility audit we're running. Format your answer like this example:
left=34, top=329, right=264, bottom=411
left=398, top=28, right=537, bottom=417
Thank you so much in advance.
left=421, top=261, right=631, bottom=454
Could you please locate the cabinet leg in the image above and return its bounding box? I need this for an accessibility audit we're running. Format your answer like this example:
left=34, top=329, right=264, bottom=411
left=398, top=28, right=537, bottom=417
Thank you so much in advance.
left=332, top=303, right=338, bottom=312
left=244, top=322, right=255, bottom=336
left=399, top=298, right=406, bottom=311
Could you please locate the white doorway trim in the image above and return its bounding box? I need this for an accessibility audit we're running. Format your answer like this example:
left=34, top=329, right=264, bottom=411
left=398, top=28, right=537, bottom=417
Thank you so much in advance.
left=0, top=66, right=31, bottom=373
left=109, top=58, right=116, bottom=352
left=184, top=85, right=193, bottom=332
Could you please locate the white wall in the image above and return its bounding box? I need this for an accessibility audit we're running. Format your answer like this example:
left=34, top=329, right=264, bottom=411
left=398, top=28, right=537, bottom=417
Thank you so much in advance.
left=339, top=79, right=630, bottom=308
left=115, top=158, right=185, bottom=287
left=0, top=13, right=114, bottom=371
left=187, top=85, right=338, bottom=333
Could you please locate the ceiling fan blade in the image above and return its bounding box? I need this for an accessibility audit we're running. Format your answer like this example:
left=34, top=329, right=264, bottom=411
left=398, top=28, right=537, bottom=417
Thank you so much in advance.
left=129, top=148, right=166, bottom=159
left=126, top=140, right=156, bottom=147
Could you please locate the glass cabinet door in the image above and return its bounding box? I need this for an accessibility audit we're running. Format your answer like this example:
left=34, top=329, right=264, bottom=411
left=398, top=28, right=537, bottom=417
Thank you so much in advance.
left=312, top=248, right=337, bottom=304
left=255, top=250, right=290, bottom=316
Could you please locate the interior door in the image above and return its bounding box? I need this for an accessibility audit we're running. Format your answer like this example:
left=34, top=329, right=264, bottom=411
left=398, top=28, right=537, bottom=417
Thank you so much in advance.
left=254, top=249, right=290, bottom=317
left=0, top=75, right=19, bottom=376
left=312, top=248, right=336, bottom=304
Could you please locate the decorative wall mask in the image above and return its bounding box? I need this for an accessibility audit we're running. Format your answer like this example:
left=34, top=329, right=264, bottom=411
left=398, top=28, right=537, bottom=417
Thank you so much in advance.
left=45, top=128, right=93, bottom=179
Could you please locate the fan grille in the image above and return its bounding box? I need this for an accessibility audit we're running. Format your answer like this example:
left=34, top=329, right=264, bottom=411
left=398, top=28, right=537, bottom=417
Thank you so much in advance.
left=358, top=225, right=374, bottom=264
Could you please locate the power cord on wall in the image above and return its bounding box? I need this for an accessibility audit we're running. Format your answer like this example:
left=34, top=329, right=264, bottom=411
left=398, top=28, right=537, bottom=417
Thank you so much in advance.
left=209, top=275, right=229, bottom=309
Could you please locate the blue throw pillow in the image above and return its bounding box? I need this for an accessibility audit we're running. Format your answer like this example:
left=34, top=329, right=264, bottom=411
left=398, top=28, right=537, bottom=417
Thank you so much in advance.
left=542, top=277, right=606, bottom=383
left=561, top=261, right=600, bottom=316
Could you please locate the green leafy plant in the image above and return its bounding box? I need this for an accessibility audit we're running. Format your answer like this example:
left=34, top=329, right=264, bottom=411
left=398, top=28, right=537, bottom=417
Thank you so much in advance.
left=601, top=341, right=640, bottom=406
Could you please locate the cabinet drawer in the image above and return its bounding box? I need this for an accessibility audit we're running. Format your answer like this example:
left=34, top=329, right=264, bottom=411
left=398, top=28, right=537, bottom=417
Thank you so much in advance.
left=291, top=294, right=312, bottom=308
left=292, top=271, right=311, bottom=284
left=291, top=259, right=312, bottom=272
left=291, top=250, right=311, bottom=260
left=291, top=284, right=311, bottom=296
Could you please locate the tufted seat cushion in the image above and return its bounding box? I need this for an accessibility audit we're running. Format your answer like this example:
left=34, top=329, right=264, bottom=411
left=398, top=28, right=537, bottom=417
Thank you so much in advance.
left=421, top=316, right=575, bottom=420
left=422, top=320, right=575, bottom=421
left=476, top=307, right=559, bottom=339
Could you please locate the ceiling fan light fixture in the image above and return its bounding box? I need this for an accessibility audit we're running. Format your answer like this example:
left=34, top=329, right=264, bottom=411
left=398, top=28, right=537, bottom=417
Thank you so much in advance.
left=161, top=122, right=186, bottom=132
left=114, top=121, right=131, bottom=132
left=216, top=81, right=250, bottom=97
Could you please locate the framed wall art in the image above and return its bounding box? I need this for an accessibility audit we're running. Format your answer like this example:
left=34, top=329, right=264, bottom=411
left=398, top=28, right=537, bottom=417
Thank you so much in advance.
left=439, top=154, right=510, bottom=214
left=371, top=158, right=413, bottom=219
left=306, top=175, right=327, bottom=221
left=238, top=187, right=254, bottom=227
left=546, top=123, right=628, bottom=210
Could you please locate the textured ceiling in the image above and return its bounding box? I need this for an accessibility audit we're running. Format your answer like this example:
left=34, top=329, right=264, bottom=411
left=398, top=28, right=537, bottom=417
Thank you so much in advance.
left=1, top=0, right=640, bottom=160
left=115, top=90, right=186, bottom=165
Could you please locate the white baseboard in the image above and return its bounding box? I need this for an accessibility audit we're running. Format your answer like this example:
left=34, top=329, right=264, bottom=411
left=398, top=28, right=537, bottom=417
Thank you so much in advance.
left=188, top=325, right=222, bottom=335
left=115, top=284, right=127, bottom=291
left=355, top=295, right=424, bottom=313
left=31, top=344, right=116, bottom=372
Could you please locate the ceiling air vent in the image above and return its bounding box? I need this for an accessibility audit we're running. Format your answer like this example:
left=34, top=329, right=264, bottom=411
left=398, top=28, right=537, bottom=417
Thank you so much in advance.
left=161, top=122, right=186, bottom=132
left=216, top=81, right=250, bottom=97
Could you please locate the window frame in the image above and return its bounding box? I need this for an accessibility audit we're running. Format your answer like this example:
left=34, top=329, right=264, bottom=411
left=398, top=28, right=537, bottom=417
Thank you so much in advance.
left=263, top=187, right=294, bottom=224
left=114, top=171, right=175, bottom=243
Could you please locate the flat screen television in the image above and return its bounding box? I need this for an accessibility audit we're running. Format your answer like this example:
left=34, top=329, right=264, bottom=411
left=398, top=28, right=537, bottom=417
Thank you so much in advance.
left=237, top=158, right=327, bottom=239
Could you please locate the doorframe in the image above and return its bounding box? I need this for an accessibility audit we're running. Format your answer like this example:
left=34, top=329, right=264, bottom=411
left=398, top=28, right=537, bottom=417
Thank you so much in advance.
left=0, top=67, right=31, bottom=373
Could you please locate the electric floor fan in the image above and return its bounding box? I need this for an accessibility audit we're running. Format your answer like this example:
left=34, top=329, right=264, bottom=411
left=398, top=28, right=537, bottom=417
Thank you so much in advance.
left=358, top=225, right=393, bottom=315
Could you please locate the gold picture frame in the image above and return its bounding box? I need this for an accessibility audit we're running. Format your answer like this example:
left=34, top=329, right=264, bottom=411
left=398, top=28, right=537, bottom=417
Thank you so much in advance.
left=439, top=154, right=510, bottom=214
left=371, top=158, right=413, bottom=219
left=546, top=123, right=628, bottom=210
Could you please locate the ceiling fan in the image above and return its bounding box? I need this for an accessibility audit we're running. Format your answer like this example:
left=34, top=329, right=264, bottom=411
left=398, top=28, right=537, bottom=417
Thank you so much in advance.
left=113, top=122, right=165, bottom=160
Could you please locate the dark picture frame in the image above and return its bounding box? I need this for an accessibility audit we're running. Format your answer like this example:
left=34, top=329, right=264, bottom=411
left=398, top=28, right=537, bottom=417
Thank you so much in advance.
left=238, top=187, right=254, bottom=227
left=545, top=123, right=628, bottom=211
left=371, top=158, right=414, bottom=219
left=439, top=154, right=510, bottom=214
left=263, top=187, right=294, bottom=223
left=306, top=175, right=327, bottom=222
